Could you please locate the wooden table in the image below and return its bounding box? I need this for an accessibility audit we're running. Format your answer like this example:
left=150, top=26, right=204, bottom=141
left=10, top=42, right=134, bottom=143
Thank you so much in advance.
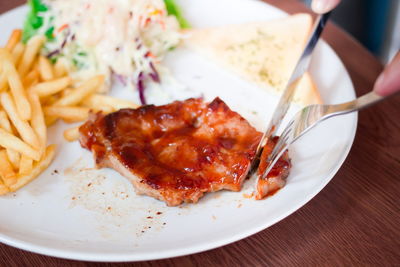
left=1, top=0, right=399, bottom=266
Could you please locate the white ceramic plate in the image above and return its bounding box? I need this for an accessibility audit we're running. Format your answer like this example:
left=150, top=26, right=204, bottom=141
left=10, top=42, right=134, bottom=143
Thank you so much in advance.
left=0, top=0, right=357, bottom=262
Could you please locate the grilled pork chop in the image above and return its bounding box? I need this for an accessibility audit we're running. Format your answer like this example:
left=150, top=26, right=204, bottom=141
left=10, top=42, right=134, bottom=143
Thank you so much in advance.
left=255, top=136, right=291, bottom=199
left=79, top=98, right=263, bottom=206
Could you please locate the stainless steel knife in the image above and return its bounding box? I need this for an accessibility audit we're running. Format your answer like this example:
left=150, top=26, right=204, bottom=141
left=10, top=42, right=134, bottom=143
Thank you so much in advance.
left=255, top=12, right=331, bottom=158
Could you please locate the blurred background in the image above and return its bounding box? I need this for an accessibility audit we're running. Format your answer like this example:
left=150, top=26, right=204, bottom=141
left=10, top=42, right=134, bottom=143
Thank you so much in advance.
left=0, top=0, right=398, bottom=63
left=302, top=0, right=399, bottom=63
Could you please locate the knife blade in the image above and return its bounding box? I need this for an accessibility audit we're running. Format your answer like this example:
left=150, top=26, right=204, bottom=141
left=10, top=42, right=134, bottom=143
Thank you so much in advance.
left=256, top=12, right=331, bottom=156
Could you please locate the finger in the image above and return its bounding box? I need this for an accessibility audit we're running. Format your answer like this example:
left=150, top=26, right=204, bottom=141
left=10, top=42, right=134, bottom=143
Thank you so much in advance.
left=373, top=51, right=400, bottom=97
left=311, top=0, right=341, bottom=14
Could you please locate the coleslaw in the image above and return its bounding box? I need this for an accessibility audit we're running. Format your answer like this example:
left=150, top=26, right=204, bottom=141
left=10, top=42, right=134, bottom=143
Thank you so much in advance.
left=23, top=0, right=186, bottom=104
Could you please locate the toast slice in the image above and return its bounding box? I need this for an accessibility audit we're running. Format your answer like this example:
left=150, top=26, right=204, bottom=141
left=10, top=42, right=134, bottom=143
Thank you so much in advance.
left=184, top=13, right=322, bottom=105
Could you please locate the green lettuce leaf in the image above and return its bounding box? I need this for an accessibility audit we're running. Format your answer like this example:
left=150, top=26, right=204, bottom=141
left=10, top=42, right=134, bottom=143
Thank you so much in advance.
left=163, top=0, right=190, bottom=29
left=22, top=0, right=49, bottom=43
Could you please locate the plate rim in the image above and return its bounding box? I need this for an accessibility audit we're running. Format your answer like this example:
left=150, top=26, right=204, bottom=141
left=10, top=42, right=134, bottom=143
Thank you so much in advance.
left=0, top=3, right=358, bottom=262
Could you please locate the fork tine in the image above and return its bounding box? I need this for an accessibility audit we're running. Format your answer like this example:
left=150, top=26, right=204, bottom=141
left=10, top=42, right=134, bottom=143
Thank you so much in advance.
left=261, top=111, right=304, bottom=179
left=261, top=106, right=315, bottom=179
left=271, top=124, right=292, bottom=157
left=280, top=119, right=294, bottom=136
left=260, top=105, right=316, bottom=180
left=262, top=142, right=289, bottom=180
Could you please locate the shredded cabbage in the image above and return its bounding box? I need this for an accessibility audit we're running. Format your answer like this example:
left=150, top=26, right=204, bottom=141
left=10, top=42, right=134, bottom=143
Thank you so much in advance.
left=23, top=0, right=186, bottom=104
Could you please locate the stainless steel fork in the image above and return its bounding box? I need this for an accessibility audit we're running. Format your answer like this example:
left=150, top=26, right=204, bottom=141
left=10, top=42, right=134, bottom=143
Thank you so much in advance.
left=260, top=91, right=393, bottom=179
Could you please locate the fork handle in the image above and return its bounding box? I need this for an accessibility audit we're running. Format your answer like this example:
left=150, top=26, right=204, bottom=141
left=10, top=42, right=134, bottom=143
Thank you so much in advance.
left=326, top=91, right=386, bottom=116
left=328, top=50, right=400, bottom=116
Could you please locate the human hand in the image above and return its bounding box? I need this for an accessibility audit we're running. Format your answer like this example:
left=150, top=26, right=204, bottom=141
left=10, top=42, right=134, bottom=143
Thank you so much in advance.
left=374, top=51, right=400, bottom=97
left=311, top=0, right=341, bottom=14
left=312, top=1, right=399, bottom=97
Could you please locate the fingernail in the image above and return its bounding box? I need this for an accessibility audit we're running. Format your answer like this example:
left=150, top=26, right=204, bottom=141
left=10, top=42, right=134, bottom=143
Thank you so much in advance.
left=312, top=0, right=328, bottom=14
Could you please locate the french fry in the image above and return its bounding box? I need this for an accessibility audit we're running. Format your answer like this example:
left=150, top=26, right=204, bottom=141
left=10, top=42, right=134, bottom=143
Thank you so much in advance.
left=38, top=56, right=54, bottom=81
left=33, top=56, right=40, bottom=73
left=1, top=49, right=32, bottom=120
left=11, top=42, right=25, bottom=65
left=0, top=49, right=10, bottom=92
left=0, top=111, right=20, bottom=169
left=19, top=155, right=33, bottom=175
left=9, top=145, right=56, bottom=192
left=5, top=29, right=22, bottom=52
left=83, top=94, right=139, bottom=111
left=5, top=60, right=32, bottom=120
left=54, top=58, right=68, bottom=78
left=0, top=92, right=39, bottom=149
left=6, top=149, right=20, bottom=171
left=0, top=30, right=115, bottom=194
left=45, top=116, right=58, bottom=127
left=60, top=87, right=73, bottom=98
left=27, top=90, right=46, bottom=156
left=86, top=105, right=114, bottom=114
left=0, top=181, right=9, bottom=195
left=53, top=75, right=104, bottom=106
left=18, top=35, right=45, bottom=76
left=9, top=122, right=18, bottom=136
left=42, top=95, right=59, bottom=106
left=63, top=126, right=80, bottom=142
left=23, top=69, right=39, bottom=89
left=0, top=73, right=7, bottom=92
left=44, top=106, right=90, bottom=123
left=0, top=128, right=40, bottom=161
left=0, top=30, right=102, bottom=194
left=0, top=110, right=12, bottom=132
left=0, top=150, right=17, bottom=186
left=32, top=77, right=71, bottom=98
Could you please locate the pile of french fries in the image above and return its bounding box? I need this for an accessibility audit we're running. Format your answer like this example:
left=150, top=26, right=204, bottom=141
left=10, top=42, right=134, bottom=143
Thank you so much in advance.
left=0, top=29, right=139, bottom=195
